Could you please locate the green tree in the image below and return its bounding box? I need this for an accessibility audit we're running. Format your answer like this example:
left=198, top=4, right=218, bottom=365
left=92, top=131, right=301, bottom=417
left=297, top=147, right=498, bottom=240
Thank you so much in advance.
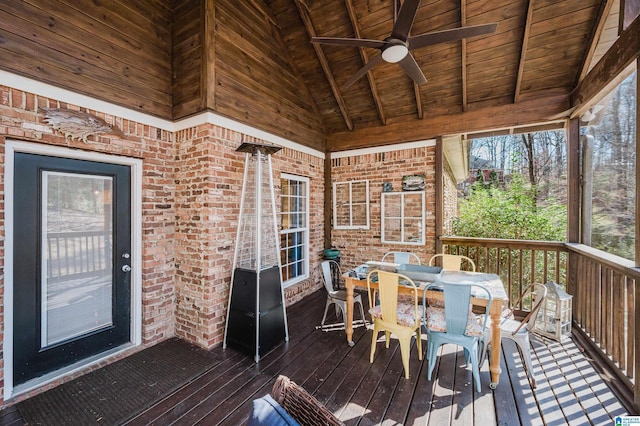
left=453, top=175, right=566, bottom=241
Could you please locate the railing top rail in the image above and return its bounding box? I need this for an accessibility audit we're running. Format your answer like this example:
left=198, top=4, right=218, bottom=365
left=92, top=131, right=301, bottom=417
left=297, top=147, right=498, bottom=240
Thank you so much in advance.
left=565, top=243, right=640, bottom=279
left=47, top=230, right=111, bottom=238
left=440, top=236, right=567, bottom=251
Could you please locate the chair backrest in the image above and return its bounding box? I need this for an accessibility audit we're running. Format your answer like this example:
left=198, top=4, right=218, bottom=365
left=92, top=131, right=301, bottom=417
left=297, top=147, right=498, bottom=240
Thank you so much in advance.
left=426, top=281, right=492, bottom=335
left=429, top=254, right=476, bottom=271
left=524, top=283, right=548, bottom=331
left=321, top=260, right=340, bottom=294
left=382, top=251, right=421, bottom=265
left=368, top=270, right=419, bottom=327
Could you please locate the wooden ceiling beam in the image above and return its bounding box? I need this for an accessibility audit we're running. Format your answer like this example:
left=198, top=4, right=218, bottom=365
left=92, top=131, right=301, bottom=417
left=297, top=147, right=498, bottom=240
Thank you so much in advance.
left=514, top=0, right=534, bottom=103
left=326, top=91, right=571, bottom=151
left=294, top=0, right=354, bottom=130
left=571, top=13, right=640, bottom=112
left=344, top=0, right=387, bottom=125
left=577, top=0, right=615, bottom=83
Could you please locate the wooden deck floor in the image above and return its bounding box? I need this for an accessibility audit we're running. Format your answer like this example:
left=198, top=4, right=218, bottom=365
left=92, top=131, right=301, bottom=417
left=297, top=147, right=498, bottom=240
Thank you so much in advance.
left=1, top=289, right=632, bottom=425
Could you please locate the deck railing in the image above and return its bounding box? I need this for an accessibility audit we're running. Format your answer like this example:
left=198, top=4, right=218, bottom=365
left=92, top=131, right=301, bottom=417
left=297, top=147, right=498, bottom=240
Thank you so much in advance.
left=441, top=237, right=638, bottom=407
left=46, top=230, right=112, bottom=282
left=441, top=237, right=568, bottom=310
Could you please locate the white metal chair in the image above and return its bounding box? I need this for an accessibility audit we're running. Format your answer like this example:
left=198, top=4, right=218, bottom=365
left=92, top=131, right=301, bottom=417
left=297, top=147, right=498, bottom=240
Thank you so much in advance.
left=429, top=253, right=476, bottom=271
left=320, top=260, right=366, bottom=330
left=481, top=283, right=548, bottom=388
left=381, top=251, right=421, bottom=265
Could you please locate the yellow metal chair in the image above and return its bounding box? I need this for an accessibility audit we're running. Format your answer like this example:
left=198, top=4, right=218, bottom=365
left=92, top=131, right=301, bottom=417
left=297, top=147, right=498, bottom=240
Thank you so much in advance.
left=367, top=270, right=423, bottom=379
left=429, top=253, right=476, bottom=271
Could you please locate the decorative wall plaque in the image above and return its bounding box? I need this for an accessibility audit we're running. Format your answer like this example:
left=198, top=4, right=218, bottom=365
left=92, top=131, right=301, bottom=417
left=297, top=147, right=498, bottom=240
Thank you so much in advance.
left=40, top=108, right=124, bottom=142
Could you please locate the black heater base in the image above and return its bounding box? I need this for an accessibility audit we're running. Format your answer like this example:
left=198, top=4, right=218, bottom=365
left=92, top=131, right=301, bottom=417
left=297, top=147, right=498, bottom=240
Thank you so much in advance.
left=225, top=266, right=286, bottom=361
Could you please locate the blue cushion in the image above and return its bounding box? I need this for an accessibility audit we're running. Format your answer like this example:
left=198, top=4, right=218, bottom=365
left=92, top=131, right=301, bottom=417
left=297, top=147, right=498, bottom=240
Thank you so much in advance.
left=246, top=394, right=300, bottom=426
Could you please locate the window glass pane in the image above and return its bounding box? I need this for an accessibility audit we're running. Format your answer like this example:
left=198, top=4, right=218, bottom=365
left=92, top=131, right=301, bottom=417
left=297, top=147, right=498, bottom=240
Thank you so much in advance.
left=587, top=71, right=636, bottom=260
left=352, top=181, right=367, bottom=203
left=404, top=193, right=423, bottom=216
left=42, top=172, right=113, bottom=346
left=404, top=219, right=423, bottom=244
left=384, top=196, right=401, bottom=217
left=384, top=218, right=402, bottom=242
left=352, top=204, right=368, bottom=226
left=280, top=176, right=309, bottom=283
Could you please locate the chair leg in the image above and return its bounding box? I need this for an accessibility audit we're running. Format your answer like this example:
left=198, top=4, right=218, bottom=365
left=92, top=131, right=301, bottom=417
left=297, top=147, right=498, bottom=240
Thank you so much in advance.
left=385, top=331, right=391, bottom=348
left=469, top=345, right=481, bottom=393
left=398, top=336, right=411, bottom=379
left=515, top=334, right=537, bottom=388
left=321, top=299, right=332, bottom=326
left=426, top=334, right=439, bottom=380
left=415, top=328, right=422, bottom=360
left=356, top=299, right=367, bottom=325
left=370, top=324, right=379, bottom=363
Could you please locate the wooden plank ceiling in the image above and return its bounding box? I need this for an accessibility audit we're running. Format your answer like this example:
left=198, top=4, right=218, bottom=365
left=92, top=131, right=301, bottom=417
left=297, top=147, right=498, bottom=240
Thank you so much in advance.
left=264, top=0, right=605, bottom=150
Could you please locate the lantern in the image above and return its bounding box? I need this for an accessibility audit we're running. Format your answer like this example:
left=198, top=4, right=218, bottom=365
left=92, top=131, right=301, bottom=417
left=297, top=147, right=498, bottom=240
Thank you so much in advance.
left=534, top=281, right=573, bottom=341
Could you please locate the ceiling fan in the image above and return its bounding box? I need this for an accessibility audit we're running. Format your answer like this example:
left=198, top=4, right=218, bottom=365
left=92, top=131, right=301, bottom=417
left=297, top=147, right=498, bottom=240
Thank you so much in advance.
left=310, top=0, right=498, bottom=89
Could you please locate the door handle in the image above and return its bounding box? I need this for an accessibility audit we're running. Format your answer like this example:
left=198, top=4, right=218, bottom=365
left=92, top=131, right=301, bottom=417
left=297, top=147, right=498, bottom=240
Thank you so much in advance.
left=122, top=265, right=132, bottom=272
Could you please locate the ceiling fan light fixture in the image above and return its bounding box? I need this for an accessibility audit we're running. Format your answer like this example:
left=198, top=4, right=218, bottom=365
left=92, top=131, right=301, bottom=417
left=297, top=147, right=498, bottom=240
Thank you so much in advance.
left=382, top=44, right=408, bottom=63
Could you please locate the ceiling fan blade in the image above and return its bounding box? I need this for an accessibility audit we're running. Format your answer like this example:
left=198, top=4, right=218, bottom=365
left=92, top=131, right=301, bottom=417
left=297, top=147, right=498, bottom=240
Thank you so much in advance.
left=390, top=0, right=420, bottom=41
left=342, top=54, right=385, bottom=89
left=407, top=23, right=498, bottom=50
left=398, top=53, right=428, bottom=85
left=311, top=37, right=386, bottom=50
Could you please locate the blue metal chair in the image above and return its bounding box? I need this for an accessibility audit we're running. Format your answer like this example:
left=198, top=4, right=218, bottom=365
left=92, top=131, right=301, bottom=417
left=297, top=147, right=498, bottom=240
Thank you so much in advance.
left=382, top=251, right=421, bottom=265
left=423, top=281, right=492, bottom=392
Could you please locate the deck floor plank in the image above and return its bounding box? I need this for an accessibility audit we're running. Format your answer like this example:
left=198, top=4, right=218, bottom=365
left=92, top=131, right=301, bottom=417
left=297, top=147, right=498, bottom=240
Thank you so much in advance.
left=3, top=290, right=634, bottom=426
left=493, top=342, right=522, bottom=426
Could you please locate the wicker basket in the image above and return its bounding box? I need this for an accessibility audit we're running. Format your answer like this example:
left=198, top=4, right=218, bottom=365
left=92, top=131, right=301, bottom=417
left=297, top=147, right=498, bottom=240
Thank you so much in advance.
left=271, top=375, right=345, bottom=426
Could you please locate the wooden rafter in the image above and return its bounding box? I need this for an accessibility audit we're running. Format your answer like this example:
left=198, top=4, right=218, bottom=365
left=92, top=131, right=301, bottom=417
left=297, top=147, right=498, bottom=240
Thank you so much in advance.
left=571, top=14, right=640, bottom=111
left=295, top=0, right=354, bottom=130
left=344, top=0, right=387, bottom=125
left=414, top=83, right=424, bottom=119
left=577, top=0, right=615, bottom=83
left=514, top=0, right=534, bottom=104
left=248, top=0, right=327, bottom=132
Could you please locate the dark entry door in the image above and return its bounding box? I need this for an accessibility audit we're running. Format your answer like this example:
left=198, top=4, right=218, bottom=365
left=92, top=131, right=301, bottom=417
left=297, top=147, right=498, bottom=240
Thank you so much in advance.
left=13, top=153, right=132, bottom=386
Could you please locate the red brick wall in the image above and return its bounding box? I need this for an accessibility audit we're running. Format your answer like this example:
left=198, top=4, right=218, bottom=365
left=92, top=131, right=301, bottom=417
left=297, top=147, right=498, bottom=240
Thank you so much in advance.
left=0, top=85, right=325, bottom=404
left=330, top=146, right=438, bottom=271
left=172, top=126, right=325, bottom=348
left=0, top=85, right=177, bottom=403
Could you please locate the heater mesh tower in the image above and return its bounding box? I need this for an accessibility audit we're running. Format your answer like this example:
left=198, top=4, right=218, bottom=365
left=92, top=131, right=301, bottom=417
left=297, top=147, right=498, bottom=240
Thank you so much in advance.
left=223, top=142, right=289, bottom=362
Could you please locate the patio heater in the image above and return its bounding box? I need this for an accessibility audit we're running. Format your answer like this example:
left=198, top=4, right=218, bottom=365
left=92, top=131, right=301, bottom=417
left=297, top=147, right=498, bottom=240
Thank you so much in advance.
left=223, top=142, right=289, bottom=362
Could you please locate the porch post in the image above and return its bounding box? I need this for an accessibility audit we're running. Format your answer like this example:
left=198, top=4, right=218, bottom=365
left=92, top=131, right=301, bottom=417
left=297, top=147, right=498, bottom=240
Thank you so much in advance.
left=566, top=118, right=581, bottom=299
left=324, top=151, right=332, bottom=249
left=567, top=118, right=581, bottom=243
left=635, top=56, right=640, bottom=408
left=435, top=137, right=443, bottom=255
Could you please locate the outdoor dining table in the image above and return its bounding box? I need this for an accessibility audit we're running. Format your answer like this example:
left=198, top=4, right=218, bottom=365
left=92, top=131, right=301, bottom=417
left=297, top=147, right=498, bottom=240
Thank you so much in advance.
left=343, top=265, right=509, bottom=389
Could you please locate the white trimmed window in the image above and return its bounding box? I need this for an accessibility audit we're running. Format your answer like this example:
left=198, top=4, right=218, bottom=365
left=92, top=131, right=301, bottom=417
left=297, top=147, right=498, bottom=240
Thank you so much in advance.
left=333, top=180, right=370, bottom=229
left=280, top=174, right=309, bottom=285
